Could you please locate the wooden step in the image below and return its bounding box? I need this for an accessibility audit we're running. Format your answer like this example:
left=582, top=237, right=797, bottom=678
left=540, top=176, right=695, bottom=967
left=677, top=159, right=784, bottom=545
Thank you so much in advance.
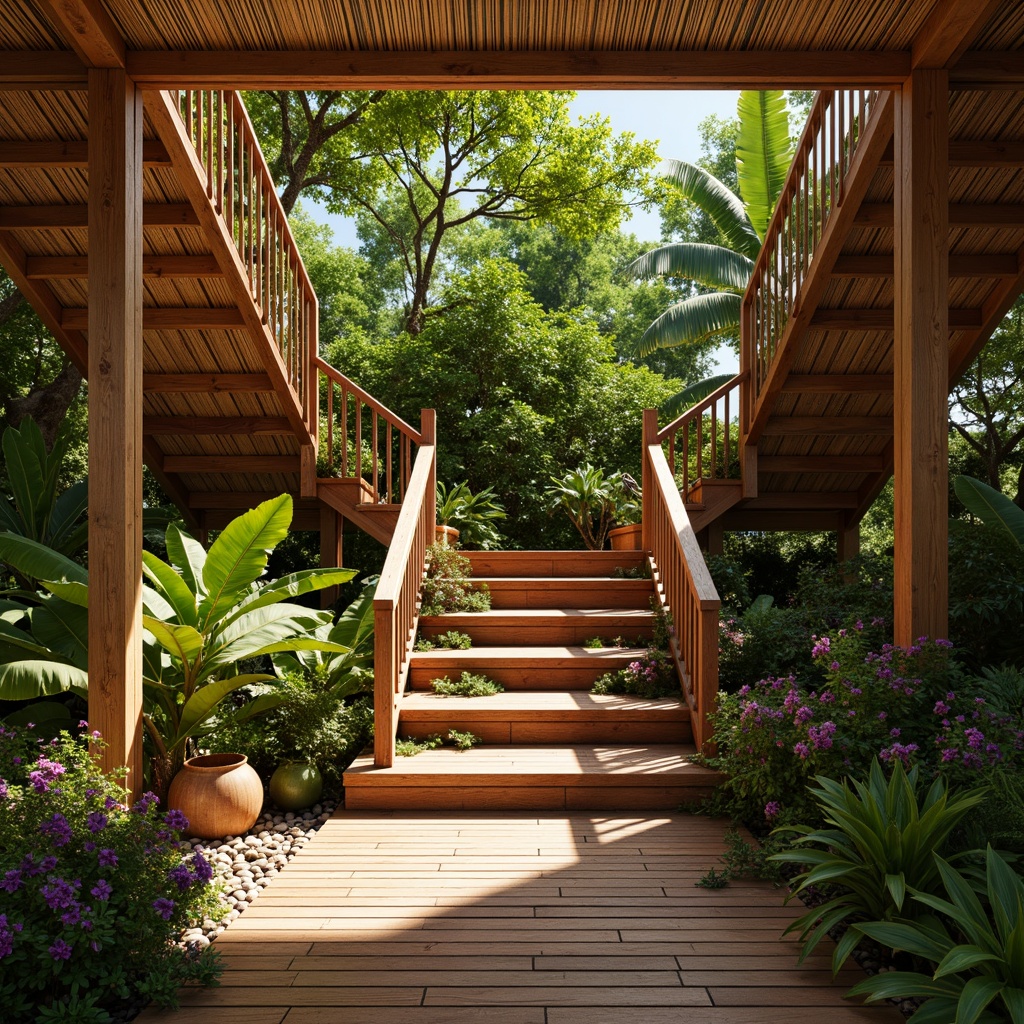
left=409, top=645, right=648, bottom=691
left=419, top=608, right=654, bottom=646
left=464, top=550, right=646, bottom=578
left=343, top=743, right=718, bottom=810
left=475, top=576, right=654, bottom=609
left=399, top=691, right=691, bottom=744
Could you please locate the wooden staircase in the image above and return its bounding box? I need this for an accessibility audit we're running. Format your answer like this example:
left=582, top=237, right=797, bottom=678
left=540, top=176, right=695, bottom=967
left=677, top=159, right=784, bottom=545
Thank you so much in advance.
left=344, top=549, right=719, bottom=810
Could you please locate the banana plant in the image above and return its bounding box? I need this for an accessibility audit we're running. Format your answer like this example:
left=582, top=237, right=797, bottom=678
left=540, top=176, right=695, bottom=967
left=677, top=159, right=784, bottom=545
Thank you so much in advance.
left=0, top=495, right=357, bottom=800
left=954, top=474, right=1024, bottom=548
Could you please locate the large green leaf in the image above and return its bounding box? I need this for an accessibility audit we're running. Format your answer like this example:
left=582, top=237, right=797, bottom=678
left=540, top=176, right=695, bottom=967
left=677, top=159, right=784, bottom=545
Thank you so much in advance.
left=2, top=417, right=51, bottom=541
left=31, top=598, right=88, bottom=669
left=735, top=90, right=794, bottom=241
left=212, top=602, right=332, bottom=652
left=40, top=579, right=89, bottom=608
left=164, top=523, right=207, bottom=599
left=0, top=659, right=88, bottom=700
left=171, top=673, right=273, bottom=749
left=0, top=533, right=88, bottom=585
left=662, top=159, right=762, bottom=259
left=223, top=567, right=357, bottom=627
left=331, top=579, right=377, bottom=652
left=0, top=620, right=60, bottom=661
left=198, top=495, right=292, bottom=630
left=624, top=242, right=753, bottom=292
left=953, top=475, right=1024, bottom=548
left=48, top=479, right=88, bottom=553
left=141, top=550, right=199, bottom=627
left=659, top=372, right=737, bottom=420
left=142, top=616, right=204, bottom=667
left=633, top=291, right=742, bottom=357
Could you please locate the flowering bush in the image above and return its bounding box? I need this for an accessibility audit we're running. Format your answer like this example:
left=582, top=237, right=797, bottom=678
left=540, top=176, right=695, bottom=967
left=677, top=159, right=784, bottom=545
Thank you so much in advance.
left=709, top=623, right=1024, bottom=825
left=0, top=726, right=222, bottom=1022
left=591, top=603, right=678, bottom=698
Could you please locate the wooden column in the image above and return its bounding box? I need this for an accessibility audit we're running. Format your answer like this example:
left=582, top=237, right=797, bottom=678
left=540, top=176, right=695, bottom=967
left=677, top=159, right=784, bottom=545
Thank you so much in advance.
left=319, top=506, right=343, bottom=609
left=88, top=68, right=144, bottom=792
left=705, top=520, right=725, bottom=557
left=893, top=70, right=949, bottom=645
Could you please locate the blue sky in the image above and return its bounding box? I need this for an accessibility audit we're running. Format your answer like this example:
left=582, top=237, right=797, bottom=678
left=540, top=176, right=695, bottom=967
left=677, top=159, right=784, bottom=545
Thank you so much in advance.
left=306, top=89, right=741, bottom=248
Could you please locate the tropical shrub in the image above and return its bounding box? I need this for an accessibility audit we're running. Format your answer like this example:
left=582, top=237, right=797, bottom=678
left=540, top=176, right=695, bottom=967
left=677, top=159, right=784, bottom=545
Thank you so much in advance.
left=420, top=543, right=490, bottom=615
left=850, top=846, right=1024, bottom=1024
left=591, top=603, right=678, bottom=698
left=718, top=598, right=811, bottom=693
left=436, top=481, right=506, bottom=550
left=771, top=760, right=987, bottom=973
left=0, top=727, right=222, bottom=1021
left=546, top=464, right=640, bottom=550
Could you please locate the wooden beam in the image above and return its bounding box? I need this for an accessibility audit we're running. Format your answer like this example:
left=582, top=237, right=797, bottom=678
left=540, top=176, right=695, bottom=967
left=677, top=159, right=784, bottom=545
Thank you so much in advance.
left=0, top=203, right=199, bottom=229
left=35, top=0, right=126, bottom=68
left=0, top=140, right=170, bottom=167
left=143, top=373, right=274, bottom=393
left=201, top=508, right=320, bottom=531
left=911, top=0, right=1002, bottom=69
left=760, top=417, right=892, bottom=436
left=951, top=51, right=1024, bottom=89
left=838, top=520, right=861, bottom=567
left=783, top=374, right=893, bottom=393
left=893, top=68, right=949, bottom=646
left=62, top=307, right=246, bottom=330
left=758, top=455, right=886, bottom=473
left=832, top=253, right=1018, bottom=278
left=741, top=491, right=860, bottom=510
left=141, top=437, right=200, bottom=536
left=144, top=416, right=292, bottom=435
left=319, top=506, right=343, bottom=609
left=0, top=53, right=88, bottom=90
left=146, top=90, right=310, bottom=441
left=808, top=307, right=982, bottom=330
left=855, top=203, right=1024, bottom=228
left=746, top=91, right=895, bottom=444
left=880, top=140, right=1024, bottom=166
left=187, top=491, right=320, bottom=510
left=124, top=49, right=912, bottom=90
left=162, top=455, right=298, bottom=474
left=0, top=231, right=87, bottom=373
left=719, top=510, right=845, bottom=532
left=87, top=67, right=143, bottom=793
left=26, top=254, right=223, bottom=279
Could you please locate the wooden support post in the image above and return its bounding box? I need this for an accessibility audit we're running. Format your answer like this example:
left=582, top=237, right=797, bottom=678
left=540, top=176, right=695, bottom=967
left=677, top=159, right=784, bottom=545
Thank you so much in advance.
left=421, top=409, right=437, bottom=532
left=838, top=519, right=861, bottom=583
left=319, top=506, right=342, bottom=609
left=87, top=68, right=143, bottom=792
left=893, top=69, right=949, bottom=645
left=706, top=520, right=725, bottom=557
left=641, top=409, right=659, bottom=553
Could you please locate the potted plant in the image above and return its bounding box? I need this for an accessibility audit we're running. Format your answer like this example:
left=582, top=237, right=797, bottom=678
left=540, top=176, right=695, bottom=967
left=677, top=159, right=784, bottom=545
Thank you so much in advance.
left=547, top=465, right=642, bottom=551
left=436, top=481, right=507, bottom=548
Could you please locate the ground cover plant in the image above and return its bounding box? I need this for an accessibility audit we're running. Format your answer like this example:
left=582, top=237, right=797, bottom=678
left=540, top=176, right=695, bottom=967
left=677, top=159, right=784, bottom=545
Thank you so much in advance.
left=591, top=603, right=678, bottom=698
left=430, top=673, right=503, bottom=697
left=396, top=730, right=482, bottom=755
left=415, top=630, right=473, bottom=652
left=420, top=543, right=490, bottom=616
left=0, top=727, right=222, bottom=1021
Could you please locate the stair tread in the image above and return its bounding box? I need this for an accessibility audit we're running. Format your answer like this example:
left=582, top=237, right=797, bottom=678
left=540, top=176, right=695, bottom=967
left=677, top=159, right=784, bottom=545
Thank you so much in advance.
left=345, top=743, right=714, bottom=785
left=472, top=576, right=653, bottom=584
left=410, top=645, right=647, bottom=666
left=400, top=691, right=686, bottom=719
left=420, top=608, right=653, bottom=621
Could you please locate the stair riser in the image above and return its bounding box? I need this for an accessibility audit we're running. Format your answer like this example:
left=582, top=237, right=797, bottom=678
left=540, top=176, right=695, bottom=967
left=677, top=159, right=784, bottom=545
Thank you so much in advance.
left=345, top=784, right=714, bottom=811
left=464, top=551, right=646, bottom=578
left=479, top=581, right=654, bottom=609
left=400, top=720, right=692, bottom=744
left=419, top=623, right=653, bottom=646
left=409, top=666, right=628, bottom=691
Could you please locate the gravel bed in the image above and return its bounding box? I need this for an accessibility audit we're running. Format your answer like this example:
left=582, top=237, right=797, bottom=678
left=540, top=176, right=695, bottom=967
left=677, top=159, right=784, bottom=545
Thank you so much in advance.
left=179, top=798, right=338, bottom=947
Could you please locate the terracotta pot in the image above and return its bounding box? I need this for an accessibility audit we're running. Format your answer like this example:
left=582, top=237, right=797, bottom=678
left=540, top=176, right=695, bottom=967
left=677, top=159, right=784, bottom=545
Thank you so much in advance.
left=608, top=524, right=643, bottom=551
left=167, top=753, right=263, bottom=839
left=269, top=762, right=323, bottom=811
left=435, top=525, right=460, bottom=546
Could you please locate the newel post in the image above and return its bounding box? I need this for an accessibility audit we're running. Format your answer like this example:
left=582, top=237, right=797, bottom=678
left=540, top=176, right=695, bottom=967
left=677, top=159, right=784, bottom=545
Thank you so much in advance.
left=641, top=409, right=659, bottom=553
left=421, top=409, right=437, bottom=530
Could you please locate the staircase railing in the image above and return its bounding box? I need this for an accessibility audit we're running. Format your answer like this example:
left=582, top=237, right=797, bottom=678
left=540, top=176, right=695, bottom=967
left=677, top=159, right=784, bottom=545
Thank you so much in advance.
left=743, top=88, right=883, bottom=425
left=655, top=372, right=748, bottom=499
left=171, top=90, right=319, bottom=432
left=642, top=416, right=721, bottom=753
left=313, top=356, right=426, bottom=502
left=373, top=415, right=436, bottom=767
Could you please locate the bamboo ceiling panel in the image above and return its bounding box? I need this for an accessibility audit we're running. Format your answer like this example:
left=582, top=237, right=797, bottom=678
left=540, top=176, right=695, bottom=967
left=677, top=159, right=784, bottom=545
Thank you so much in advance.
left=95, top=0, right=935, bottom=53
left=178, top=473, right=301, bottom=493
left=141, top=329, right=263, bottom=374
left=153, top=434, right=299, bottom=457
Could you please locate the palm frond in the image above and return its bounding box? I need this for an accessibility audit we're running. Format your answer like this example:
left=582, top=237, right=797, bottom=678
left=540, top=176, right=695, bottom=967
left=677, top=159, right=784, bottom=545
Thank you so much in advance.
left=623, top=242, right=753, bottom=291
left=735, top=90, right=795, bottom=241
left=659, top=372, right=738, bottom=420
left=632, top=291, right=742, bottom=357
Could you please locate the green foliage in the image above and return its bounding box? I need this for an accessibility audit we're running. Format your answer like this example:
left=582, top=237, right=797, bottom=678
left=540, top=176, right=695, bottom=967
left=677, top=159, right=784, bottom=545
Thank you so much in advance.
left=430, top=673, right=504, bottom=698
left=420, top=631, right=473, bottom=651
left=955, top=474, right=1024, bottom=547
left=446, top=729, right=482, bottom=751
left=0, top=728, right=223, bottom=1020
left=547, top=464, right=640, bottom=551
left=718, top=602, right=810, bottom=694
left=396, top=729, right=482, bottom=755
left=850, top=847, right=1024, bottom=1024
left=420, top=543, right=491, bottom=616
left=435, top=481, right=507, bottom=550
left=696, top=828, right=786, bottom=889
left=583, top=637, right=605, bottom=650
left=771, top=760, right=987, bottom=973
left=734, top=91, right=796, bottom=241
left=695, top=867, right=729, bottom=889
left=591, top=604, right=678, bottom=698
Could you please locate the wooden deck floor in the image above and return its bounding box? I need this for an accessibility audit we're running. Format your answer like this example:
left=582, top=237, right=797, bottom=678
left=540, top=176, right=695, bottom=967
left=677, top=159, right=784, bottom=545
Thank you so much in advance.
left=140, top=811, right=902, bottom=1023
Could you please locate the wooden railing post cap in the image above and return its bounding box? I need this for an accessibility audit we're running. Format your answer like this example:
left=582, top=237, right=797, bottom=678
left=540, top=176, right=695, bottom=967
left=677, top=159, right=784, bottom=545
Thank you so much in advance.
left=642, top=407, right=659, bottom=443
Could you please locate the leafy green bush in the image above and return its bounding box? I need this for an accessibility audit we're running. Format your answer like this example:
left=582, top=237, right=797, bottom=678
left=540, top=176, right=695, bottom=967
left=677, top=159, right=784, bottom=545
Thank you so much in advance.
left=591, top=603, right=678, bottom=698
left=420, top=544, right=491, bottom=616
left=771, top=760, right=986, bottom=973
left=436, top=482, right=506, bottom=550
left=850, top=846, right=1024, bottom=1023
left=430, top=673, right=503, bottom=697
left=396, top=729, right=482, bottom=755
left=546, top=464, right=640, bottom=550
left=0, top=728, right=223, bottom=1021
left=718, top=599, right=811, bottom=693
left=420, top=630, right=473, bottom=651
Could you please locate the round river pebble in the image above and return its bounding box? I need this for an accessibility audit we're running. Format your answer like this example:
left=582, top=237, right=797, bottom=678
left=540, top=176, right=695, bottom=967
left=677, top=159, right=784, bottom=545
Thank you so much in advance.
left=180, top=799, right=336, bottom=944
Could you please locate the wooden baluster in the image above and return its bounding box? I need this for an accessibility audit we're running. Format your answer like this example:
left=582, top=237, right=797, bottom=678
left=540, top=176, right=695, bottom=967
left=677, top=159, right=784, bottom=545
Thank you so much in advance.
left=206, top=92, right=214, bottom=199
left=326, top=376, right=334, bottom=474
left=355, top=399, right=363, bottom=482
left=710, top=401, right=718, bottom=478
left=371, top=411, right=379, bottom=501
left=386, top=423, right=393, bottom=502
left=667, top=434, right=675, bottom=477
left=724, top=388, right=731, bottom=475
left=341, top=388, right=348, bottom=477
left=696, top=414, right=703, bottom=483
left=185, top=89, right=193, bottom=145
left=682, top=419, right=689, bottom=495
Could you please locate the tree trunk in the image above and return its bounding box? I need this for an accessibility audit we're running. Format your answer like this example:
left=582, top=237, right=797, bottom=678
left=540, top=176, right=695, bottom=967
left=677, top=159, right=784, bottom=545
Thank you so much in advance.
left=5, top=360, right=84, bottom=447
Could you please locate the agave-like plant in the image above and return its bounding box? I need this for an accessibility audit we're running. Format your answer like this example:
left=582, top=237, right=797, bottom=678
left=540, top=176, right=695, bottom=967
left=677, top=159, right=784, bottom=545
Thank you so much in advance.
left=547, top=465, right=639, bottom=551
left=771, top=759, right=987, bottom=973
left=849, top=846, right=1024, bottom=1024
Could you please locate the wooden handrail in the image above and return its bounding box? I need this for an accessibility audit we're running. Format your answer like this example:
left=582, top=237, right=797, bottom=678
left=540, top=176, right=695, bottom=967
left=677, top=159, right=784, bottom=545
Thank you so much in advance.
left=373, top=425, right=436, bottom=768
left=170, top=89, right=319, bottom=432
left=642, top=436, right=721, bottom=753
left=742, top=89, right=881, bottom=411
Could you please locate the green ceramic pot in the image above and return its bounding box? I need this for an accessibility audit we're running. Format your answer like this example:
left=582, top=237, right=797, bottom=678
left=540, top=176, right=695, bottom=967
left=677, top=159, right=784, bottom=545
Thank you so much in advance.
left=269, top=762, right=323, bottom=811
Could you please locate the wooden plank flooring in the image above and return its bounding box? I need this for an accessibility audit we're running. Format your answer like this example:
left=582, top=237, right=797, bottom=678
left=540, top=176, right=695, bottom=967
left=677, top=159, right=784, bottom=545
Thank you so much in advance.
left=141, top=811, right=901, bottom=1023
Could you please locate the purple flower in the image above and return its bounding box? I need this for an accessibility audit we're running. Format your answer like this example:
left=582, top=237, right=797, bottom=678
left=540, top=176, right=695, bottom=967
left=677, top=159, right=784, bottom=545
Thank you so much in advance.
left=39, top=813, right=73, bottom=847
left=152, top=897, right=175, bottom=921
left=793, top=741, right=810, bottom=759
left=191, top=849, right=214, bottom=884
left=48, top=939, right=73, bottom=961
left=934, top=700, right=950, bottom=715
left=86, top=811, right=108, bottom=833
left=97, top=849, right=118, bottom=868
left=90, top=879, right=112, bottom=902
left=811, top=637, right=831, bottom=658
left=794, top=705, right=814, bottom=725
left=61, top=904, right=82, bottom=927
left=164, top=808, right=189, bottom=832
left=0, top=779, right=7, bottom=800
left=132, top=791, right=159, bottom=815
left=0, top=870, right=22, bottom=893
left=28, top=757, right=66, bottom=793
left=0, top=915, right=22, bottom=959
left=764, top=801, right=781, bottom=820
left=40, top=877, right=79, bottom=911
left=809, top=721, right=837, bottom=751
left=167, top=863, right=194, bottom=892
